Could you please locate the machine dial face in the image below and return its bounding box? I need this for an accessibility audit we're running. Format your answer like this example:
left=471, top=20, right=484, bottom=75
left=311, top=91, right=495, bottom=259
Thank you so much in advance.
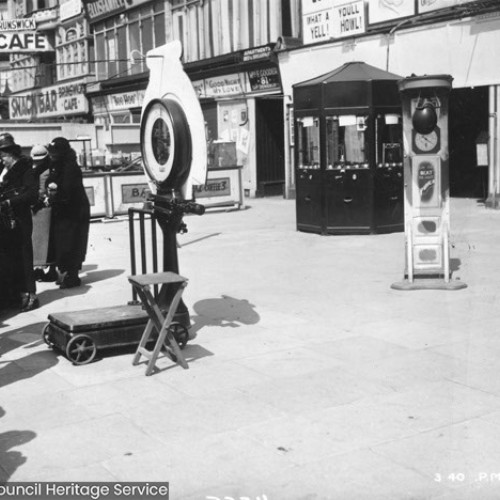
left=141, top=101, right=175, bottom=184
left=413, top=129, right=440, bottom=154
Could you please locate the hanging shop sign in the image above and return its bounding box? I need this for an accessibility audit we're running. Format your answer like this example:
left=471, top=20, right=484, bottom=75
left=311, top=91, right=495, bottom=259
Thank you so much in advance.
left=332, top=1, right=365, bottom=38
left=0, top=18, right=36, bottom=31
left=0, top=32, right=53, bottom=52
left=368, top=0, right=415, bottom=25
left=9, top=80, right=88, bottom=120
left=248, top=67, right=281, bottom=92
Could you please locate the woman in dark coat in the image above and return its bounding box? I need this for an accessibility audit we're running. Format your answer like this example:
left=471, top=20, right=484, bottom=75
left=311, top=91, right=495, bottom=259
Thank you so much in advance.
left=0, top=133, right=39, bottom=311
left=46, top=137, right=90, bottom=289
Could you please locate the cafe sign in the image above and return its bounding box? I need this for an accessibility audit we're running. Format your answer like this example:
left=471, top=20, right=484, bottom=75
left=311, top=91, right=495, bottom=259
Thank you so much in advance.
left=0, top=32, right=52, bottom=52
left=9, top=80, right=88, bottom=120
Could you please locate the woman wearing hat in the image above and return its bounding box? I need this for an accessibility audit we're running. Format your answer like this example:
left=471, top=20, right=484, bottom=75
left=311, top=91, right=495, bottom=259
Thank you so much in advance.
left=30, top=144, right=58, bottom=283
left=45, top=137, right=90, bottom=288
left=0, top=134, right=39, bottom=312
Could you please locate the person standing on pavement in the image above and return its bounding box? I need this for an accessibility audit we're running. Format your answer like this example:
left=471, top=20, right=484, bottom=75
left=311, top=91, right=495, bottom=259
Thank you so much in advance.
left=46, top=137, right=90, bottom=289
left=30, top=144, right=58, bottom=283
left=0, top=134, right=39, bottom=312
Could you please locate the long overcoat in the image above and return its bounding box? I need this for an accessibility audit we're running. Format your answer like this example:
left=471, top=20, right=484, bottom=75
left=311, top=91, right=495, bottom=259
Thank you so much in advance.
left=45, top=156, right=90, bottom=272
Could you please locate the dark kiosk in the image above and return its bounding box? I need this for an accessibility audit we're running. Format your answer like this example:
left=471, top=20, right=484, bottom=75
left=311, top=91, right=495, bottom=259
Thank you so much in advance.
left=293, top=62, right=404, bottom=235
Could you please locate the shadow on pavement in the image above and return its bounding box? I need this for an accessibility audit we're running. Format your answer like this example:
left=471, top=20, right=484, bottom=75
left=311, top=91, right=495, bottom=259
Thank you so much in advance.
left=0, top=407, right=37, bottom=482
left=82, top=269, right=125, bottom=285
left=0, top=322, right=59, bottom=390
left=190, top=295, right=260, bottom=336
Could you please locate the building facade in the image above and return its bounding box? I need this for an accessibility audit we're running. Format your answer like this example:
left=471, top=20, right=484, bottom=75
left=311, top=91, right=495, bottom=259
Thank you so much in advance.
left=280, top=0, right=500, bottom=205
left=1, top=0, right=500, bottom=203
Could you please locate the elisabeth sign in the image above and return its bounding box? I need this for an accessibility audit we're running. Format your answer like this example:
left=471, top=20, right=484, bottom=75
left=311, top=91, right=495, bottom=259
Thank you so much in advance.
left=9, top=80, right=88, bottom=120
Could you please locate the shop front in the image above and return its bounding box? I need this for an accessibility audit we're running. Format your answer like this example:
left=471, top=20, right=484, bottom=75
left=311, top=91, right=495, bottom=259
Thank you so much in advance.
left=188, top=45, right=285, bottom=199
left=279, top=1, right=499, bottom=204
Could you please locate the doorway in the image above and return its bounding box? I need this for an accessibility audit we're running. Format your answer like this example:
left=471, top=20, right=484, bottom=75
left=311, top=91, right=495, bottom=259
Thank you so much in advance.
left=255, top=97, right=285, bottom=197
left=449, top=86, right=489, bottom=199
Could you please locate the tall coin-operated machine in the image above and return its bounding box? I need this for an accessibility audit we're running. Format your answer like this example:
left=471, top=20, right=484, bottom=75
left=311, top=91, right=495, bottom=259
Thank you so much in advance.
left=139, top=41, right=207, bottom=325
left=392, top=74, right=466, bottom=290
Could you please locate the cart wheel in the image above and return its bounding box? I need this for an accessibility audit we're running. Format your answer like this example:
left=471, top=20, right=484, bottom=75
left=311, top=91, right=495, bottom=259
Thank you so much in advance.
left=168, top=322, right=189, bottom=349
left=66, top=334, right=97, bottom=365
left=42, top=323, right=53, bottom=347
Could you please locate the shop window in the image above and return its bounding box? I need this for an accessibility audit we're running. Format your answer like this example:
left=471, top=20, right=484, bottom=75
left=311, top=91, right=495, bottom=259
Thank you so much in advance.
left=297, top=116, right=320, bottom=169
left=326, top=115, right=368, bottom=166
left=112, top=112, right=131, bottom=124
left=376, top=114, right=402, bottom=164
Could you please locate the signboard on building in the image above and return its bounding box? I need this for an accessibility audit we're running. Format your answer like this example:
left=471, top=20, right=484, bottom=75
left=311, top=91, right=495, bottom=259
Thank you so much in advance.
left=0, top=18, right=36, bottom=30
left=243, top=45, right=274, bottom=62
left=107, top=90, right=145, bottom=111
left=418, top=0, right=477, bottom=13
left=9, top=80, right=88, bottom=120
left=82, top=0, right=150, bottom=23
left=332, top=1, right=365, bottom=38
left=60, top=0, right=83, bottom=21
left=368, top=0, right=415, bottom=24
left=248, top=67, right=281, bottom=92
left=301, top=0, right=366, bottom=43
left=302, top=0, right=334, bottom=44
left=0, top=32, right=53, bottom=52
left=204, top=74, right=243, bottom=98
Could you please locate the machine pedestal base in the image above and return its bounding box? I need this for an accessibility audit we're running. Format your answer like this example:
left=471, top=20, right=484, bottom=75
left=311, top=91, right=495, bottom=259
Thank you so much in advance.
left=391, top=279, right=467, bottom=291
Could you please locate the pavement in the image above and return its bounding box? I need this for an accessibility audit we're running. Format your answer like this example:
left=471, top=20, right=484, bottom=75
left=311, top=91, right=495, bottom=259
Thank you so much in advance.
left=2, top=196, right=500, bottom=499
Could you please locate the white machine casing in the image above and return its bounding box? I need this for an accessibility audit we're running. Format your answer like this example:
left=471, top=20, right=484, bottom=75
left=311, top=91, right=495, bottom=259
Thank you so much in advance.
left=140, top=41, right=207, bottom=199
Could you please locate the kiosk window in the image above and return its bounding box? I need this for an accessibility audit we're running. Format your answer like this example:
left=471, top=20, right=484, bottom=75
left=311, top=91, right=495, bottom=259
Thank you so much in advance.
left=376, top=114, right=402, bottom=164
left=326, top=115, right=367, bottom=166
left=297, top=116, right=320, bottom=169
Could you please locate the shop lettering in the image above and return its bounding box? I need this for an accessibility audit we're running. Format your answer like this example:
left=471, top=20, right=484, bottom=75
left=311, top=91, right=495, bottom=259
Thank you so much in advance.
left=306, top=12, right=330, bottom=40
left=208, top=78, right=240, bottom=95
left=63, top=97, right=80, bottom=111
left=59, top=83, right=85, bottom=97
left=111, top=94, right=138, bottom=107
left=0, top=18, right=36, bottom=31
left=0, top=32, right=49, bottom=51
left=86, top=0, right=130, bottom=19
left=340, top=16, right=362, bottom=33
left=10, top=90, right=58, bottom=119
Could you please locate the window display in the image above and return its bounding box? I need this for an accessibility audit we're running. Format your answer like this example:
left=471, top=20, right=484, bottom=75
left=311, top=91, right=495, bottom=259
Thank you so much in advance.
left=297, top=116, right=320, bottom=169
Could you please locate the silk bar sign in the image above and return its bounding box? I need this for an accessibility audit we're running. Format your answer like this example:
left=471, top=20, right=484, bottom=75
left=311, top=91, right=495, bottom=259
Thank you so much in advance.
left=0, top=32, right=52, bottom=52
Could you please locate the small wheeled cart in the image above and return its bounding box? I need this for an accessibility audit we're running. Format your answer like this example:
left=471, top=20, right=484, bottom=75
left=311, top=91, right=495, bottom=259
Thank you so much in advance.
left=42, top=303, right=189, bottom=365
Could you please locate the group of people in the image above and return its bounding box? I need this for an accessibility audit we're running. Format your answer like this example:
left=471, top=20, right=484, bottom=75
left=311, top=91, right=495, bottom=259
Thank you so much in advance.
left=0, top=134, right=90, bottom=313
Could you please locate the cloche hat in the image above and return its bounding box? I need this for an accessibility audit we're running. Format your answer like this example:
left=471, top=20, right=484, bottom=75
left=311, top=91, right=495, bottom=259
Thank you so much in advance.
left=31, top=144, right=49, bottom=161
left=0, top=133, right=19, bottom=151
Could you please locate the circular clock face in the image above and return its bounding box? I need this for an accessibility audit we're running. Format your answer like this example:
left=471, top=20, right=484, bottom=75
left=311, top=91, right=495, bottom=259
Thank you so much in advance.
left=414, top=130, right=439, bottom=153
left=140, top=98, right=192, bottom=190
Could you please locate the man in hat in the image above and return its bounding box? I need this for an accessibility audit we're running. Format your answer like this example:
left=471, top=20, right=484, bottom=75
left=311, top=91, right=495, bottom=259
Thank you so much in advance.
left=0, top=134, right=39, bottom=312
left=46, top=137, right=90, bottom=288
